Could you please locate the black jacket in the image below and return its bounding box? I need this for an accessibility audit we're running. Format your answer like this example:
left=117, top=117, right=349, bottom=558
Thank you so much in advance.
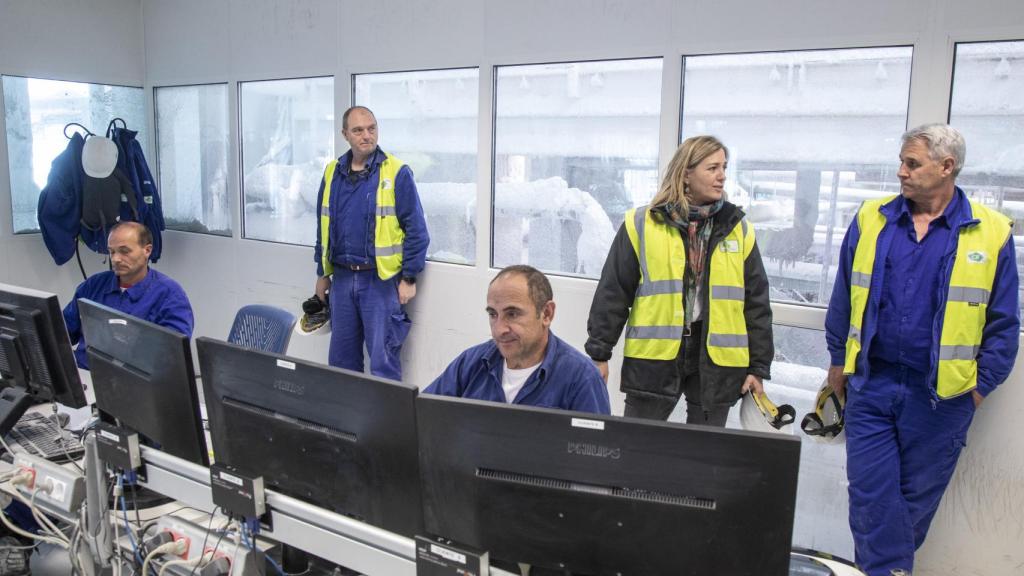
left=585, top=202, right=773, bottom=409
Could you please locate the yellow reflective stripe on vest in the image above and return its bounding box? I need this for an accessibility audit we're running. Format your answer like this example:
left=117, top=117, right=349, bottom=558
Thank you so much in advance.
left=623, top=207, right=753, bottom=366
left=706, top=219, right=752, bottom=367
left=374, top=154, right=405, bottom=280
left=843, top=196, right=895, bottom=374
left=318, top=154, right=407, bottom=280
left=623, top=207, right=686, bottom=360
left=319, top=160, right=339, bottom=277
left=844, top=197, right=1011, bottom=399
left=936, top=202, right=1011, bottom=398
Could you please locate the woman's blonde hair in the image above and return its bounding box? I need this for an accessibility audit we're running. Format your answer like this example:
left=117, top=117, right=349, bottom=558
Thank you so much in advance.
left=650, top=135, right=729, bottom=212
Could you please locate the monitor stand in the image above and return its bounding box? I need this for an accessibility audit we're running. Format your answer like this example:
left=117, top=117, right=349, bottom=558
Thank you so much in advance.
left=110, top=482, right=175, bottom=511
left=0, top=387, right=32, bottom=438
left=266, top=543, right=360, bottom=576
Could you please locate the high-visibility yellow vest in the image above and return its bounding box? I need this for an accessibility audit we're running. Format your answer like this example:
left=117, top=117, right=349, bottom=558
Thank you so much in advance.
left=623, top=206, right=755, bottom=366
left=318, top=153, right=406, bottom=280
left=844, top=195, right=1012, bottom=398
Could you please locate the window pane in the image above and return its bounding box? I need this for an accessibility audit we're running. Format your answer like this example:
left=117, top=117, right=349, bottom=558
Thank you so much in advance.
left=239, top=77, right=334, bottom=245
left=355, top=69, right=479, bottom=265
left=3, top=76, right=146, bottom=233
left=950, top=40, right=1024, bottom=319
left=155, top=84, right=230, bottom=236
left=494, top=58, right=663, bottom=277
left=681, top=47, right=913, bottom=305
left=670, top=324, right=853, bottom=558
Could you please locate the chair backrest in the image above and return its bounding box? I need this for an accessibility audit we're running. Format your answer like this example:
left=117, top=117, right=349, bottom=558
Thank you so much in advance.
left=227, top=304, right=296, bottom=354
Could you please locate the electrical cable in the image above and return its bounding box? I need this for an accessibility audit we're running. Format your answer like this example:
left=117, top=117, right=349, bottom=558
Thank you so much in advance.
left=112, top=490, right=123, bottom=576
left=29, top=486, right=71, bottom=544
left=159, top=549, right=215, bottom=576
left=141, top=539, right=188, bottom=576
left=0, top=494, right=68, bottom=547
left=196, top=523, right=233, bottom=576
left=241, top=521, right=285, bottom=576
left=117, top=475, right=142, bottom=567
left=186, top=506, right=220, bottom=576
left=42, top=403, right=85, bottom=472
left=0, top=430, right=17, bottom=455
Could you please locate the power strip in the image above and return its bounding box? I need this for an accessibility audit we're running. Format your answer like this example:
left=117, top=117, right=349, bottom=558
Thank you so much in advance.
left=127, top=515, right=254, bottom=575
left=12, top=453, right=85, bottom=515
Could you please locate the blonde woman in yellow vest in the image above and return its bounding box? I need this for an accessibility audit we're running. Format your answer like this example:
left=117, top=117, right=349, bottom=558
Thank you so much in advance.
left=585, top=136, right=774, bottom=424
left=823, top=124, right=1019, bottom=576
left=312, top=106, right=430, bottom=381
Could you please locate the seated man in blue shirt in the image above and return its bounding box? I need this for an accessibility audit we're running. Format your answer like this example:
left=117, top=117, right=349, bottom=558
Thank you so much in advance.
left=425, top=265, right=610, bottom=414
left=63, top=221, right=194, bottom=369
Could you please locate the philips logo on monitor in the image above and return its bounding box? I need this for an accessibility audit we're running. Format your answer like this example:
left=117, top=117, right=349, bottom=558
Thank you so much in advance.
left=567, top=441, right=621, bottom=459
left=273, top=379, right=305, bottom=395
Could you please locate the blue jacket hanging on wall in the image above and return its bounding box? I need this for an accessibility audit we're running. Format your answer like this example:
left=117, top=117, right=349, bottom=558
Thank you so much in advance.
left=109, top=119, right=165, bottom=262
left=37, top=121, right=166, bottom=266
left=37, top=132, right=86, bottom=265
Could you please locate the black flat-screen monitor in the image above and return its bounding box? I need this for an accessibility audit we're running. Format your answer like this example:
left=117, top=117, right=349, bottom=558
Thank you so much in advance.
left=417, top=395, right=802, bottom=576
left=0, top=283, right=87, bottom=435
left=197, top=336, right=423, bottom=537
left=79, top=299, right=208, bottom=466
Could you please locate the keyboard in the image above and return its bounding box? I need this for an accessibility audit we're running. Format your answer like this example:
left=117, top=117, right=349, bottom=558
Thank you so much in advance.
left=3, top=412, right=84, bottom=462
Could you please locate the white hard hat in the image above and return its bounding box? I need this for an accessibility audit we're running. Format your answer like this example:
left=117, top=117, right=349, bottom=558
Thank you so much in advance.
left=740, top=390, right=796, bottom=435
left=801, top=378, right=846, bottom=444
left=81, top=136, right=119, bottom=178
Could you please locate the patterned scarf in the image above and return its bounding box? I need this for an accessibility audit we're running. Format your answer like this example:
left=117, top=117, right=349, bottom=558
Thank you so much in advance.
left=666, top=199, right=724, bottom=326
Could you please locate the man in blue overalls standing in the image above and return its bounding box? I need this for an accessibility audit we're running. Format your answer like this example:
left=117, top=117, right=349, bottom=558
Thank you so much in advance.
left=313, top=106, right=429, bottom=380
left=825, top=123, right=1019, bottom=576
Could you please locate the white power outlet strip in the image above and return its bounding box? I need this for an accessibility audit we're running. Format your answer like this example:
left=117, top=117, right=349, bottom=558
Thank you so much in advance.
left=142, top=515, right=253, bottom=575
left=12, top=453, right=85, bottom=515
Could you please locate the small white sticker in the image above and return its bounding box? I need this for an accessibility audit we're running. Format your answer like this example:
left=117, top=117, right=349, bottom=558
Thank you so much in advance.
left=966, top=251, right=987, bottom=264
left=571, top=417, right=605, bottom=431
left=276, top=359, right=296, bottom=370
left=144, top=195, right=154, bottom=204
left=218, top=471, right=243, bottom=486
left=430, top=544, right=466, bottom=564
left=108, top=319, right=128, bottom=326
left=99, top=429, right=120, bottom=442
left=721, top=239, right=740, bottom=253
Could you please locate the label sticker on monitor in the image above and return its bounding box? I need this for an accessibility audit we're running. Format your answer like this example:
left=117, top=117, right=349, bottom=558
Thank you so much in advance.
left=217, top=471, right=243, bottom=486
left=571, top=418, right=605, bottom=431
left=430, top=544, right=466, bottom=564
left=107, top=319, right=128, bottom=326
left=99, top=429, right=119, bottom=442
left=276, top=359, right=296, bottom=370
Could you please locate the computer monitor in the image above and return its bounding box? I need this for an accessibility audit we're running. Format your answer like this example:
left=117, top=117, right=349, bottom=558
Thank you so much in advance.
left=417, top=395, right=802, bottom=576
left=0, top=283, right=87, bottom=435
left=196, top=337, right=423, bottom=537
left=79, top=299, right=208, bottom=466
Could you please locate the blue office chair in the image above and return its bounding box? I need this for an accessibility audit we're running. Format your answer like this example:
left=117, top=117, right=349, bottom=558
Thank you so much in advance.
left=227, top=304, right=296, bottom=354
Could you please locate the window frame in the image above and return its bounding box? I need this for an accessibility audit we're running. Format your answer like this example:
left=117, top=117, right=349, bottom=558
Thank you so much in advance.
left=2, top=73, right=145, bottom=235
left=152, top=81, right=232, bottom=237
left=490, top=55, right=665, bottom=278
left=236, top=74, right=335, bottom=247
left=678, top=44, right=915, bottom=309
left=351, top=65, right=482, bottom=267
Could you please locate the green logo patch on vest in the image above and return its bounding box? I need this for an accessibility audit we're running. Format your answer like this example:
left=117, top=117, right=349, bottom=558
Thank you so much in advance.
left=720, top=239, right=740, bottom=253
left=966, top=250, right=987, bottom=263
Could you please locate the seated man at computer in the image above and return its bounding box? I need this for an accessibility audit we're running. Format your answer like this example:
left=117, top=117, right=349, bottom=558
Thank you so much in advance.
left=63, top=221, right=194, bottom=369
left=425, top=265, right=610, bottom=415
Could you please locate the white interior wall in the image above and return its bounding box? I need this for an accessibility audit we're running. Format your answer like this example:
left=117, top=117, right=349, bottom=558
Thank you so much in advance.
left=0, top=0, right=145, bottom=304
left=2, top=0, right=1023, bottom=573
